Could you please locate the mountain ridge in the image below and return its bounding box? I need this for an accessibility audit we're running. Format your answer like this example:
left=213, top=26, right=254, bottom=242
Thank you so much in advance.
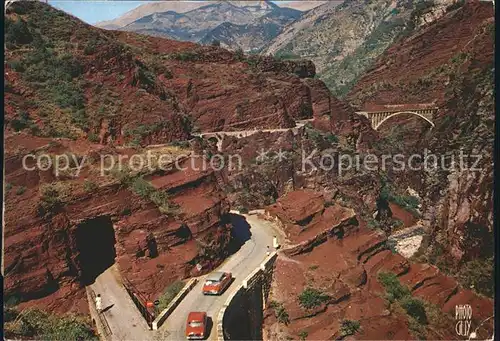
left=119, top=0, right=303, bottom=51
left=95, top=1, right=326, bottom=29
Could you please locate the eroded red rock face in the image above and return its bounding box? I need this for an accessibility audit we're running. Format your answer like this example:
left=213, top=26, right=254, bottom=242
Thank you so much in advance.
left=3, top=1, right=353, bottom=315
left=264, top=190, right=358, bottom=246
left=4, top=140, right=231, bottom=314
left=347, top=1, right=495, bottom=270
left=5, top=1, right=349, bottom=148
left=263, top=191, right=493, bottom=340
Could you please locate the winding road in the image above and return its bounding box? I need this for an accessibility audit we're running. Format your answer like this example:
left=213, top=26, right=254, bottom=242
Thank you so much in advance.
left=157, top=212, right=279, bottom=341
left=90, top=266, right=153, bottom=341
left=89, top=212, right=279, bottom=341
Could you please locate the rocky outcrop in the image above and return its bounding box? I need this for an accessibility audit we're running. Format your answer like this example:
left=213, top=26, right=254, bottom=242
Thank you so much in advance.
left=264, top=194, right=493, bottom=340
left=3, top=139, right=231, bottom=314
left=347, top=1, right=494, bottom=287
left=264, top=190, right=359, bottom=254
left=247, top=56, right=316, bottom=78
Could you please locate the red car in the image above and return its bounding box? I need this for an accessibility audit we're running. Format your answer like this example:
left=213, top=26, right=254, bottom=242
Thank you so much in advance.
left=185, top=311, right=207, bottom=340
left=202, top=271, right=232, bottom=295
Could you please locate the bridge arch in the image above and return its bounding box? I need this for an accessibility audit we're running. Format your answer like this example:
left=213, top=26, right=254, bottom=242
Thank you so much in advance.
left=374, top=111, right=435, bottom=130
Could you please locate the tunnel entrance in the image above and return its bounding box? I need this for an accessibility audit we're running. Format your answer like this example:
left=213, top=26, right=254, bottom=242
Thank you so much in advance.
left=75, top=216, right=116, bottom=285
left=227, top=213, right=252, bottom=255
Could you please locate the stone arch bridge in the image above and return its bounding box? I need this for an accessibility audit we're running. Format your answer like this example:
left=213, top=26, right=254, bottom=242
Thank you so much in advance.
left=193, top=119, right=313, bottom=151
left=356, top=107, right=438, bottom=131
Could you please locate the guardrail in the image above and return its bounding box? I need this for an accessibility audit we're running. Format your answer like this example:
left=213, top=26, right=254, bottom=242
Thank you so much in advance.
left=86, top=287, right=112, bottom=341
left=152, top=278, right=198, bottom=330
left=122, top=277, right=155, bottom=329
left=217, top=251, right=278, bottom=341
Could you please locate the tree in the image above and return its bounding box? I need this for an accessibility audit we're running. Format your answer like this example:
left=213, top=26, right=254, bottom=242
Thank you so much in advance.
left=6, top=19, right=33, bottom=45
left=340, top=320, right=361, bottom=336
left=298, top=288, right=330, bottom=309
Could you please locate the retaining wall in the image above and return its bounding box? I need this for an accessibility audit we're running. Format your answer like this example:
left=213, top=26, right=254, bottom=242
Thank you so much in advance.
left=217, top=252, right=278, bottom=341
left=152, top=278, right=198, bottom=330
left=86, top=287, right=112, bottom=341
left=217, top=210, right=359, bottom=340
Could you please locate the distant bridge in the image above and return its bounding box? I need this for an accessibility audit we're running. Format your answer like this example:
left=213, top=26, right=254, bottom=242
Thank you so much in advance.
left=355, top=106, right=438, bottom=131
left=193, top=119, right=313, bottom=151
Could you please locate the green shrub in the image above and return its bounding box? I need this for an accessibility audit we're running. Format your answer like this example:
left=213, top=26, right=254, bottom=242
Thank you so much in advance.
left=269, top=301, right=289, bottom=325
left=83, top=180, right=98, bottom=192
left=340, top=319, right=361, bottom=336
left=156, top=281, right=185, bottom=312
left=15, top=186, right=26, bottom=195
left=298, top=287, right=330, bottom=309
left=149, top=190, right=168, bottom=207
left=305, top=126, right=338, bottom=147
left=8, top=59, right=26, bottom=72
left=121, top=207, right=132, bottom=216
left=235, top=48, right=245, bottom=61
left=111, top=166, right=134, bottom=184
left=326, top=133, right=339, bottom=144
left=18, top=43, right=86, bottom=125
left=169, top=51, right=200, bottom=62
left=124, top=122, right=168, bottom=144
left=298, top=330, right=308, bottom=341
left=128, top=177, right=177, bottom=215
left=400, top=296, right=427, bottom=324
left=451, top=52, right=468, bottom=64
left=134, top=65, right=156, bottom=89
left=457, top=258, right=494, bottom=298
left=299, top=102, right=313, bottom=117
left=378, top=272, right=428, bottom=327
left=37, top=184, right=64, bottom=217
left=83, top=40, right=97, bottom=55
left=71, top=109, right=88, bottom=130
left=131, top=177, right=154, bottom=198
left=379, top=179, right=420, bottom=217
left=4, top=306, right=18, bottom=322
left=6, top=183, right=13, bottom=192
left=4, top=308, right=97, bottom=340
left=377, top=272, right=411, bottom=303
left=163, top=69, right=173, bottom=79
left=10, top=111, right=33, bottom=132
left=5, top=18, right=33, bottom=45
left=87, top=132, right=99, bottom=143
left=52, top=83, right=85, bottom=110
left=368, top=219, right=382, bottom=229
left=392, top=219, right=404, bottom=229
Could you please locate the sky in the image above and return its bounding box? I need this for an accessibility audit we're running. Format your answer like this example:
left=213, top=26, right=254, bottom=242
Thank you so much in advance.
left=48, top=1, right=154, bottom=24
left=48, top=0, right=293, bottom=24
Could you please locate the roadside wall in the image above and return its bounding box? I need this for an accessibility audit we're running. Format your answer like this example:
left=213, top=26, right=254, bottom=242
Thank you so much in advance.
left=218, top=208, right=359, bottom=340
left=152, top=278, right=198, bottom=330
left=86, top=287, right=112, bottom=341
left=217, top=252, right=277, bottom=341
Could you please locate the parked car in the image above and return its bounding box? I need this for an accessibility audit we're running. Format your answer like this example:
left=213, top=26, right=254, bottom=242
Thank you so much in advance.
left=202, top=271, right=232, bottom=295
left=185, top=311, right=207, bottom=340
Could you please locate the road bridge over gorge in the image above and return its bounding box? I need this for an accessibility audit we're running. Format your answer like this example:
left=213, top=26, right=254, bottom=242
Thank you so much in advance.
left=193, top=119, right=314, bottom=151
left=355, top=104, right=438, bottom=131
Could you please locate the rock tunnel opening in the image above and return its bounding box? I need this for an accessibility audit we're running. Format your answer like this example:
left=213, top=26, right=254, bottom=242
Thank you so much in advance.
left=227, top=213, right=252, bottom=255
left=75, top=216, right=116, bottom=285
